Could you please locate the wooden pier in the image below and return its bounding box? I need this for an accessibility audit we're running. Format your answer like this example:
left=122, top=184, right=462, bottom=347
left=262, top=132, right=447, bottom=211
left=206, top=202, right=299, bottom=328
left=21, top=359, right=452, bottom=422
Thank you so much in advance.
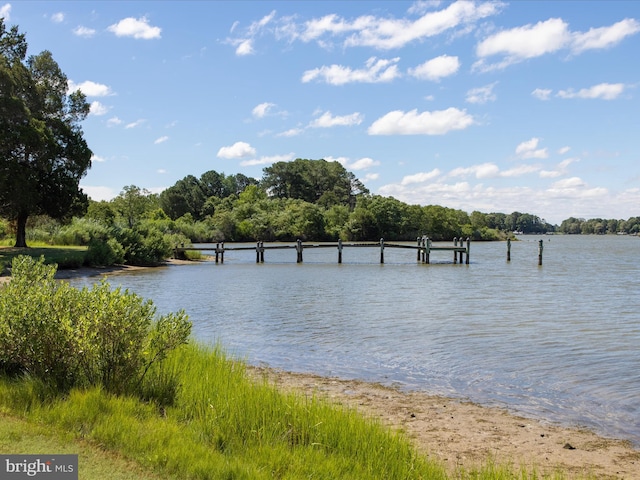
left=174, top=236, right=470, bottom=265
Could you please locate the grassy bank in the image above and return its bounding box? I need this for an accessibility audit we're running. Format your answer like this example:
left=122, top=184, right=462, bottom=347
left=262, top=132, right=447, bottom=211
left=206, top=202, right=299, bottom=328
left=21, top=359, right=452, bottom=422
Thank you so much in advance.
left=0, top=244, right=87, bottom=270
left=0, top=343, right=451, bottom=479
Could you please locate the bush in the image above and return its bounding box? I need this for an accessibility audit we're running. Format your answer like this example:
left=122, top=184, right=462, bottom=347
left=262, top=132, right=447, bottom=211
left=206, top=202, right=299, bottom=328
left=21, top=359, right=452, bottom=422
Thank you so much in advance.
left=0, top=256, right=192, bottom=395
left=116, top=227, right=174, bottom=266
left=85, top=237, right=125, bottom=266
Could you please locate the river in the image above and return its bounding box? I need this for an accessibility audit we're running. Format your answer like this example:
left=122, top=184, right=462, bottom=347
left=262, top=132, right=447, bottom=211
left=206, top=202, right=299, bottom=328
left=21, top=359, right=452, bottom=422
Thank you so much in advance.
left=72, top=234, right=640, bottom=446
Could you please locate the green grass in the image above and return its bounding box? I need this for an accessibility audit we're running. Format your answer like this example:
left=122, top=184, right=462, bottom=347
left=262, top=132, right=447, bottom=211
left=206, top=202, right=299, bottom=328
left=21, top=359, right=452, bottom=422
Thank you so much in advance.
left=0, top=343, right=581, bottom=480
left=0, top=244, right=87, bottom=271
left=0, top=413, right=171, bottom=479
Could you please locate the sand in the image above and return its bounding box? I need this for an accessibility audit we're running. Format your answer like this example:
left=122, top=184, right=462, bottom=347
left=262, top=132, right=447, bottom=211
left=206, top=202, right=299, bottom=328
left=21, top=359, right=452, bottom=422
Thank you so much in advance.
left=249, top=366, right=640, bottom=479
left=3, top=261, right=639, bottom=478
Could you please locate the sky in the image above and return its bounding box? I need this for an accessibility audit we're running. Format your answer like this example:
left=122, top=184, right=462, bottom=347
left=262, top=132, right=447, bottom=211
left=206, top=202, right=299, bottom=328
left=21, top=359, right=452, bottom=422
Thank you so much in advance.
left=2, top=1, right=639, bottom=225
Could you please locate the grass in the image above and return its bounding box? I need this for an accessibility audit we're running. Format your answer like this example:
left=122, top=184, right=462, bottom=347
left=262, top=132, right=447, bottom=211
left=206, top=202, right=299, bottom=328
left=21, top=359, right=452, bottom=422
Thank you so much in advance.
left=0, top=413, right=170, bottom=479
left=0, top=244, right=87, bottom=271
left=0, top=343, right=580, bottom=480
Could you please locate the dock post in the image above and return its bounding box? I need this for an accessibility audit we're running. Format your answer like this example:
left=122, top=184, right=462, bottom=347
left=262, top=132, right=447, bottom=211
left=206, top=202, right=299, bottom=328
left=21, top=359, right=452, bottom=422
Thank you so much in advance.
left=417, top=237, right=421, bottom=261
left=466, top=237, right=470, bottom=264
left=338, top=239, right=343, bottom=264
left=538, top=239, right=543, bottom=266
left=426, top=237, right=431, bottom=264
left=421, top=236, right=427, bottom=263
left=215, top=243, right=219, bottom=263
left=220, top=242, right=225, bottom=264
left=453, top=237, right=458, bottom=264
left=296, top=239, right=303, bottom=263
left=260, top=241, right=265, bottom=263
left=256, top=241, right=260, bottom=263
left=507, top=238, right=511, bottom=262
left=380, top=238, right=385, bottom=264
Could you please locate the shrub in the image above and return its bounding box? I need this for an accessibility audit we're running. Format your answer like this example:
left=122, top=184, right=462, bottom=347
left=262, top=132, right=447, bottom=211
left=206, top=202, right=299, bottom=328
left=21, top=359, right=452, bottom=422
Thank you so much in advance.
left=0, top=256, right=192, bottom=395
left=85, top=237, right=125, bottom=266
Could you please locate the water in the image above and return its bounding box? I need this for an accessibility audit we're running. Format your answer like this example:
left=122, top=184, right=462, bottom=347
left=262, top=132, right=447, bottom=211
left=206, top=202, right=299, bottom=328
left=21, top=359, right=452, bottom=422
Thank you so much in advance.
left=72, top=235, right=640, bottom=446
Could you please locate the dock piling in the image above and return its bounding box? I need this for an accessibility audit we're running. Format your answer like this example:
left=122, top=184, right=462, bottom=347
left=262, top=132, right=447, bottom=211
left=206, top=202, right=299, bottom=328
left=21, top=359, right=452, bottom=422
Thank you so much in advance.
left=538, top=239, right=543, bottom=266
left=507, top=238, right=511, bottom=262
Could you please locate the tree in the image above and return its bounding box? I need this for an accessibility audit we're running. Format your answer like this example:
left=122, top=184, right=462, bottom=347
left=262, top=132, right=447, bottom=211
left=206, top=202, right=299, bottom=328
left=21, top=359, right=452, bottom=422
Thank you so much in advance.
left=0, top=20, right=92, bottom=247
left=262, top=158, right=368, bottom=207
left=111, top=185, right=157, bottom=228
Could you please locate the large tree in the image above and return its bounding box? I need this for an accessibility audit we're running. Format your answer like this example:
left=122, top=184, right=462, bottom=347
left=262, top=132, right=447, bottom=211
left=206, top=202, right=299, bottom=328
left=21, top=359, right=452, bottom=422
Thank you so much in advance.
left=0, top=20, right=92, bottom=247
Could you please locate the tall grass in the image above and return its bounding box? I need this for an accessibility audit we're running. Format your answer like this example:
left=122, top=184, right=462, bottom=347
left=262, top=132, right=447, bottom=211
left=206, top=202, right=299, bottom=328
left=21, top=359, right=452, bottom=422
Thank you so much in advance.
left=0, top=343, right=581, bottom=479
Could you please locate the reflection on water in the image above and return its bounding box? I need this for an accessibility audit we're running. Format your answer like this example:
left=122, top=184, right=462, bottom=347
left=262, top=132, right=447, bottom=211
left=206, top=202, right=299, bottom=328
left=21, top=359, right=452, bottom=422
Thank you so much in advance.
left=72, top=235, right=640, bottom=445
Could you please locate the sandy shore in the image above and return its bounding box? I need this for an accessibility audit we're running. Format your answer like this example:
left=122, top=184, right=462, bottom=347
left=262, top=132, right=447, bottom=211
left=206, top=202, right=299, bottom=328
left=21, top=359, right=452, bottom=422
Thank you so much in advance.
left=250, top=366, right=639, bottom=479
left=3, top=261, right=639, bottom=478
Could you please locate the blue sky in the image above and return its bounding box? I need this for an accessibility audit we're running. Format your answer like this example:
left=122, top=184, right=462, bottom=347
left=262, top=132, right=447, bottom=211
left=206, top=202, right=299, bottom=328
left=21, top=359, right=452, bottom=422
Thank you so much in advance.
left=3, top=1, right=639, bottom=224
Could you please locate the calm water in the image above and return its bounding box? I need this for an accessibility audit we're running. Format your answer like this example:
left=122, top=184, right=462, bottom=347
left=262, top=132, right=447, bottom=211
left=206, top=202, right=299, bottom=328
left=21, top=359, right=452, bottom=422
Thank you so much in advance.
left=73, top=235, right=640, bottom=445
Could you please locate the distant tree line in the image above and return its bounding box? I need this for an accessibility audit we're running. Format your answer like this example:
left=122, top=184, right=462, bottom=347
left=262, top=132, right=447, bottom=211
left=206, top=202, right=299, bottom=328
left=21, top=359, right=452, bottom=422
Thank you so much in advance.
left=557, top=216, right=640, bottom=235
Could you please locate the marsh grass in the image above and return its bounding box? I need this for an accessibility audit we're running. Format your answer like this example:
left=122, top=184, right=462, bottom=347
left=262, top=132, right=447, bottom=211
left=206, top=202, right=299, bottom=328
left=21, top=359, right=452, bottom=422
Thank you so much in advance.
left=0, top=344, right=580, bottom=479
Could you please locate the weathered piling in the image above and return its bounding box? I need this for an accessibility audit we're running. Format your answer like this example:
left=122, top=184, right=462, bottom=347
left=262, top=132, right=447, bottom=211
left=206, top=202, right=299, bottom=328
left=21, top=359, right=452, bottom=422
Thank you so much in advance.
left=296, top=239, right=303, bottom=263
left=538, top=239, right=543, bottom=266
left=338, top=239, right=343, bottom=264
left=507, top=238, right=511, bottom=262
left=453, top=238, right=458, bottom=264
left=466, top=237, right=470, bottom=265
left=380, top=238, right=385, bottom=264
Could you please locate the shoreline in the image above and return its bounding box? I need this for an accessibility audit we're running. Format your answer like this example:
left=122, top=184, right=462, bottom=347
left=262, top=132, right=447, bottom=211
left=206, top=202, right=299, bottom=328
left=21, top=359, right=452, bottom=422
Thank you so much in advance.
left=4, top=260, right=640, bottom=478
left=250, top=366, right=640, bottom=479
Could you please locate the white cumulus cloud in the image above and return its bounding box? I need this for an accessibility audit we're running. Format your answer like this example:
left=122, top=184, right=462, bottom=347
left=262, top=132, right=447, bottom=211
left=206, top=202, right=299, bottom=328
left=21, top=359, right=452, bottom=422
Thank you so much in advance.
left=302, top=57, right=400, bottom=85
left=309, top=111, right=363, bottom=128
left=108, top=16, right=161, bottom=39
left=557, top=82, right=625, bottom=100
left=217, top=141, right=256, bottom=159
left=68, top=80, right=113, bottom=97
left=73, top=26, right=96, bottom=38
left=515, top=138, right=548, bottom=159
left=408, top=54, right=460, bottom=81
left=368, top=107, right=474, bottom=135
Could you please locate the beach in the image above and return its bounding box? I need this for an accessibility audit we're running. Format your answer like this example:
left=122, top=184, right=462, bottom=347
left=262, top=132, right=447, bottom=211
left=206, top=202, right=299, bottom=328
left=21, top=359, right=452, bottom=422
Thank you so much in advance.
left=251, top=366, right=640, bottom=479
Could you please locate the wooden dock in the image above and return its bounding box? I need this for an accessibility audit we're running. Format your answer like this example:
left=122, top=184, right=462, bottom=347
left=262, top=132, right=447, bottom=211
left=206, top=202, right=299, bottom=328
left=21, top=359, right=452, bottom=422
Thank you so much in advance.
left=174, top=236, right=470, bottom=265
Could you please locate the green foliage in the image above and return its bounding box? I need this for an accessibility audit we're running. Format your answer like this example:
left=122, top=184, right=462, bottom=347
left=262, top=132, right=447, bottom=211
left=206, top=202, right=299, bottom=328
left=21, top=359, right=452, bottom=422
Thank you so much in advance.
left=0, top=20, right=92, bottom=247
left=0, top=256, right=191, bottom=395
left=85, top=237, right=125, bottom=266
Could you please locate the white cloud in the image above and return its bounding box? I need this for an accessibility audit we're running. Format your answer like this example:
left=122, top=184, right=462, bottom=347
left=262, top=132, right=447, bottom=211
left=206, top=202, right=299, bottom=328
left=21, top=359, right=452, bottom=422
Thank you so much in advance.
left=368, top=107, right=474, bottom=135
left=89, top=101, right=109, bottom=116
left=73, top=26, right=96, bottom=38
left=301, top=1, right=503, bottom=50
left=240, top=153, right=295, bottom=166
left=466, top=82, right=497, bottom=104
left=276, top=128, right=304, bottom=137
left=107, top=117, right=122, bottom=127
left=408, top=54, right=460, bottom=81
left=157, top=169, right=167, bottom=174
left=475, top=18, right=570, bottom=70
left=253, top=102, right=275, bottom=118
left=90, top=154, right=106, bottom=163
left=81, top=185, right=118, bottom=201
left=217, top=141, right=256, bottom=159
left=515, top=137, right=548, bottom=159
left=125, top=119, right=145, bottom=129
left=571, top=18, right=640, bottom=53
left=557, top=82, right=625, bottom=100
left=0, top=3, right=11, bottom=20
left=68, top=80, right=113, bottom=97
left=475, top=17, right=640, bottom=71
left=309, top=111, right=363, bottom=128
left=331, top=156, right=380, bottom=171
left=557, top=146, right=571, bottom=155
left=107, top=16, right=161, bottom=40
left=400, top=169, right=442, bottom=185
left=532, top=88, right=552, bottom=100
left=154, top=136, right=169, bottom=144
left=540, top=157, right=579, bottom=178
left=51, top=12, right=64, bottom=23
left=302, top=57, right=400, bottom=85
left=235, top=39, right=254, bottom=56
